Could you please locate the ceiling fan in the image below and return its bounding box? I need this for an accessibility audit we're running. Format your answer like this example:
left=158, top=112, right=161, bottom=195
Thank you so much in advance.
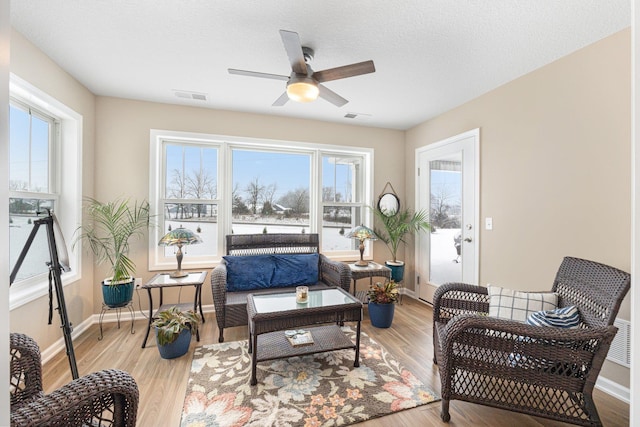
left=228, top=30, right=375, bottom=107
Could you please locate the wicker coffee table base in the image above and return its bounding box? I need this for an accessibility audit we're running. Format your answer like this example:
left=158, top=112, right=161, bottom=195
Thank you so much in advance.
left=249, top=323, right=360, bottom=386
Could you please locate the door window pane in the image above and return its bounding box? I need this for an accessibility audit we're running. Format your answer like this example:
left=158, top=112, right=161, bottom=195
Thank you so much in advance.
left=429, top=158, right=462, bottom=285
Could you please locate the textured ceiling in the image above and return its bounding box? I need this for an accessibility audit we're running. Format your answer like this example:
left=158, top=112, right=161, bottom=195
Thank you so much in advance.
left=10, top=0, right=630, bottom=130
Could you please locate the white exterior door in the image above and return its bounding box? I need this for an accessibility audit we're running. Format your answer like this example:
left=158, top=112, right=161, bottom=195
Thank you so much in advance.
left=415, top=129, right=479, bottom=304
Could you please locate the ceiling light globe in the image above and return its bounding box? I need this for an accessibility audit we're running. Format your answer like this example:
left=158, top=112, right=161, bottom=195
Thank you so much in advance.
left=287, top=80, right=319, bottom=103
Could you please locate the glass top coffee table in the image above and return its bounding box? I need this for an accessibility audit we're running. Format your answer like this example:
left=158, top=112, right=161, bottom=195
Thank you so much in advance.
left=246, top=287, right=363, bottom=386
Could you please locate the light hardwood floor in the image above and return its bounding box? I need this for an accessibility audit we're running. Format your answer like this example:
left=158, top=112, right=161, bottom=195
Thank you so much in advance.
left=41, top=296, right=629, bottom=426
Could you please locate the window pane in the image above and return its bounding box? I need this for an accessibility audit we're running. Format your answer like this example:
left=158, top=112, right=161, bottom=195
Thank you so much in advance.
left=165, top=144, right=217, bottom=199
left=322, top=155, right=362, bottom=203
left=322, top=205, right=361, bottom=251
left=9, top=105, right=30, bottom=190
left=9, top=198, right=55, bottom=281
left=231, top=150, right=310, bottom=234
left=162, top=202, right=217, bottom=257
left=31, top=115, right=50, bottom=192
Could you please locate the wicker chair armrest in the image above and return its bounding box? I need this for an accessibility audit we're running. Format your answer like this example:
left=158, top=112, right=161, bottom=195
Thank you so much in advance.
left=440, top=314, right=617, bottom=377
left=10, top=333, right=44, bottom=406
left=11, top=369, right=139, bottom=427
left=211, top=262, right=228, bottom=312
left=433, top=282, right=489, bottom=322
left=319, top=254, right=351, bottom=292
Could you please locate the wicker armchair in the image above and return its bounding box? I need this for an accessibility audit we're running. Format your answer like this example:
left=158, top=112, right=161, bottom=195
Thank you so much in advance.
left=433, top=256, right=630, bottom=427
left=212, top=233, right=351, bottom=342
left=10, top=333, right=139, bottom=427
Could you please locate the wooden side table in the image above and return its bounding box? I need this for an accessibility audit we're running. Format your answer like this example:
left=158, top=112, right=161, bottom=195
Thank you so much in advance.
left=141, top=271, right=207, bottom=348
left=348, top=262, right=391, bottom=303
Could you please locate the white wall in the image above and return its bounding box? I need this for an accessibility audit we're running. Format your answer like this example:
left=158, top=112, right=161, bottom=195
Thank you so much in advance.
left=1, top=0, right=10, bottom=422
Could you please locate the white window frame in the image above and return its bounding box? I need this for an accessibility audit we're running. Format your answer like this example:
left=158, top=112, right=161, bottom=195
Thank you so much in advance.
left=9, top=74, right=82, bottom=310
left=149, top=129, right=373, bottom=270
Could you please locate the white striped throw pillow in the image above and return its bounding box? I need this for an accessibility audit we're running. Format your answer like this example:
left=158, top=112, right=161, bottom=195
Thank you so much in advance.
left=488, top=285, right=558, bottom=322
left=526, top=305, right=581, bottom=328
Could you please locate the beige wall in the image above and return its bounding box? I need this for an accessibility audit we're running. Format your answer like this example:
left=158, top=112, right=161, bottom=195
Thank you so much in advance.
left=405, top=29, right=631, bottom=387
left=8, top=30, right=97, bottom=350
left=95, top=97, right=405, bottom=309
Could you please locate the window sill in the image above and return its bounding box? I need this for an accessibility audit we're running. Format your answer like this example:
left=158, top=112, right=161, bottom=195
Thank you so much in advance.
left=10, top=271, right=80, bottom=310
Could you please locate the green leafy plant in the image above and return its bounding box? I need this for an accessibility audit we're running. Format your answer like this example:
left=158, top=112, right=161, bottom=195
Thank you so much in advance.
left=151, top=306, right=201, bottom=346
left=372, top=207, right=430, bottom=263
left=367, top=280, right=400, bottom=304
left=74, top=197, right=151, bottom=284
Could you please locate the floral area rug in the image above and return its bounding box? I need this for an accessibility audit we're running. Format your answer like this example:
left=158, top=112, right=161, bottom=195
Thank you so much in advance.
left=180, top=327, right=439, bottom=427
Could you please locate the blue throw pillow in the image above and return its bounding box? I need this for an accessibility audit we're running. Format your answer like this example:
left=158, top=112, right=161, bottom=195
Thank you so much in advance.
left=223, top=255, right=275, bottom=291
left=272, top=253, right=319, bottom=287
left=526, top=305, right=581, bottom=329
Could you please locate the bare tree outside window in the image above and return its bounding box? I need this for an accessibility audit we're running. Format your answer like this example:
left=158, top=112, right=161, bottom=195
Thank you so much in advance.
left=245, top=177, right=264, bottom=214
left=430, top=183, right=461, bottom=229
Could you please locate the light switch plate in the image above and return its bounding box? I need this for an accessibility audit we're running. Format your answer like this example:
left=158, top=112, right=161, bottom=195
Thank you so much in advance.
left=485, top=217, right=493, bottom=230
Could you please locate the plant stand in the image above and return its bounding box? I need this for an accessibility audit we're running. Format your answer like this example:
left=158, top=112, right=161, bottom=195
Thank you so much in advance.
left=98, top=301, right=135, bottom=341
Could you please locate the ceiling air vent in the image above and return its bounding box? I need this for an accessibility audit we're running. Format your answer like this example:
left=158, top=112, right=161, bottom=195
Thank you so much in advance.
left=344, top=112, right=371, bottom=120
left=173, top=90, right=208, bottom=101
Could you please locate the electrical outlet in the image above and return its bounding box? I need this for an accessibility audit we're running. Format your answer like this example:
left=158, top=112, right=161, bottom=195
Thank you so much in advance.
left=135, top=277, right=142, bottom=289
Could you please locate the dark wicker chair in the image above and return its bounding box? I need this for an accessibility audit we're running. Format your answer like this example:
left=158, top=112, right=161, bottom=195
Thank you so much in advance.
left=211, top=233, right=352, bottom=342
left=10, top=332, right=139, bottom=427
left=433, top=256, right=630, bottom=427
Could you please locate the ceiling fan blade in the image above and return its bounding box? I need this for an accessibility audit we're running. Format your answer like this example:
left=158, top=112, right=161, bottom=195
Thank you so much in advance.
left=313, top=60, right=376, bottom=83
left=279, top=30, right=307, bottom=75
left=272, top=92, right=289, bottom=107
left=318, top=84, right=348, bottom=107
left=228, top=68, right=289, bottom=81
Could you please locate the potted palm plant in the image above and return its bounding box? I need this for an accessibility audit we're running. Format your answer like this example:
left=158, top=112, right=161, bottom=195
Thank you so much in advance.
left=74, top=197, right=151, bottom=308
left=372, top=207, right=430, bottom=282
left=367, top=280, right=400, bottom=328
left=152, top=306, right=201, bottom=359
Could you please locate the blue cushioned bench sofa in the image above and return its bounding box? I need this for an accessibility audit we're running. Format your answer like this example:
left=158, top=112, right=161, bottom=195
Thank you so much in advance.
left=211, top=233, right=352, bottom=342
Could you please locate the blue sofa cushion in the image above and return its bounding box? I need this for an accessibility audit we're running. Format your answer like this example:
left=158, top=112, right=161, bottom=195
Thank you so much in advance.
left=272, top=253, right=319, bottom=287
left=223, top=255, right=275, bottom=291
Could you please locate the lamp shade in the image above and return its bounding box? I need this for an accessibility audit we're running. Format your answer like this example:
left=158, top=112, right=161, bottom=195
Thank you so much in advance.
left=346, top=224, right=377, bottom=241
left=158, top=227, right=203, bottom=247
left=158, top=227, right=202, bottom=278
left=346, top=224, right=377, bottom=267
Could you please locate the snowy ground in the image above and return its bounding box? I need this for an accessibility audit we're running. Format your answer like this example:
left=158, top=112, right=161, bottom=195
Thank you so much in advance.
left=428, top=228, right=462, bottom=285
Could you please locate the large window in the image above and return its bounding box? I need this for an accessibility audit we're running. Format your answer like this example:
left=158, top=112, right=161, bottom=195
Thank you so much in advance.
left=9, top=101, right=57, bottom=282
left=8, top=75, right=82, bottom=309
left=149, top=130, right=373, bottom=270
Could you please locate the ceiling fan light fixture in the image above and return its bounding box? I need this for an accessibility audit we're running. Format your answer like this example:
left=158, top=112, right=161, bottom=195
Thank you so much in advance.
left=286, top=77, right=319, bottom=103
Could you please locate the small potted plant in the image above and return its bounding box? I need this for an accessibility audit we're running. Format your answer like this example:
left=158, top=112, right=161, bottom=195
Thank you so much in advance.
left=372, top=207, right=430, bottom=282
left=74, top=197, right=151, bottom=308
left=152, top=306, right=201, bottom=359
left=367, top=280, right=400, bottom=328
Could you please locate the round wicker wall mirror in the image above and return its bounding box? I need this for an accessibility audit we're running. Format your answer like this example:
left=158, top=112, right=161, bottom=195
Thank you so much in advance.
left=378, top=192, right=400, bottom=217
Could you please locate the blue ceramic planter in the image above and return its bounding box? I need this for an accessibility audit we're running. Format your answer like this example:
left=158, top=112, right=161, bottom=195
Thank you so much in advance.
left=368, top=302, right=395, bottom=328
left=385, top=261, right=405, bottom=283
left=102, top=280, right=134, bottom=308
left=156, top=328, right=192, bottom=359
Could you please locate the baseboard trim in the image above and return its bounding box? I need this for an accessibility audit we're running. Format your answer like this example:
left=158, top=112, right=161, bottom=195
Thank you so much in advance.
left=38, top=300, right=631, bottom=405
left=596, top=375, right=630, bottom=403
left=39, top=304, right=216, bottom=365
